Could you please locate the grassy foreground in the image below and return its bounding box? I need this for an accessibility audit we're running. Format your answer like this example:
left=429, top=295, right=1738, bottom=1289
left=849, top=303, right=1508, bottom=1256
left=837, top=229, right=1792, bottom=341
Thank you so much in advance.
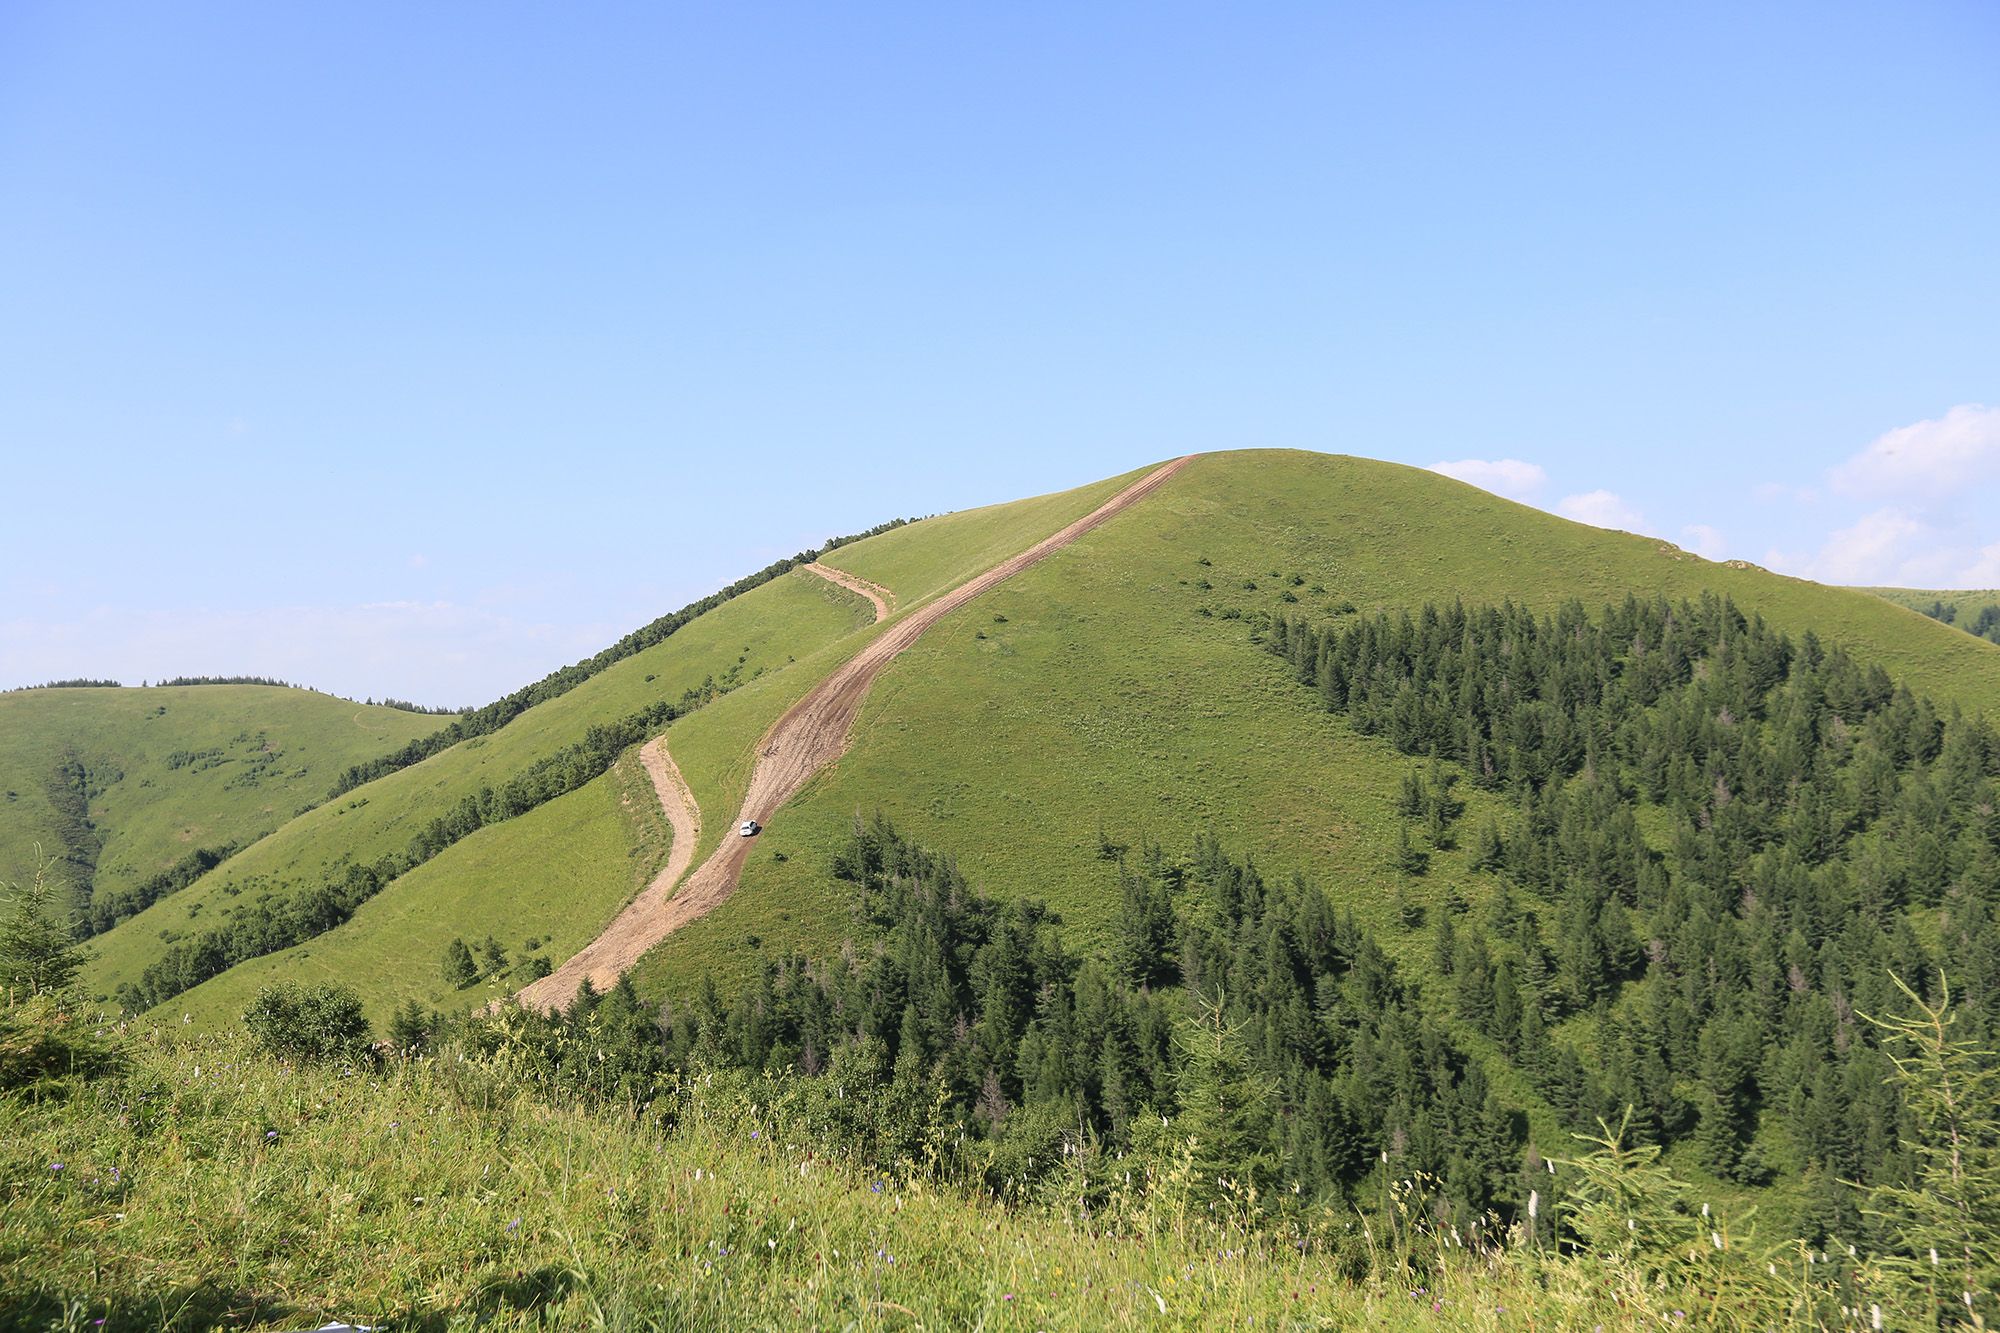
left=2, top=1004, right=1926, bottom=1333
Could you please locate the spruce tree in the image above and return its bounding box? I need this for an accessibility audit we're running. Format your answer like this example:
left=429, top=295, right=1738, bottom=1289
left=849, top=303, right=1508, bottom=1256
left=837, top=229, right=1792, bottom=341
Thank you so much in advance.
left=441, top=937, right=479, bottom=988
left=0, top=862, right=84, bottom=996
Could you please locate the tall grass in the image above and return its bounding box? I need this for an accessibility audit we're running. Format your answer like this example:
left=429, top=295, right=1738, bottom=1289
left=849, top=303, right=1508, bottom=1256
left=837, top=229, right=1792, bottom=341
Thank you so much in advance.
left=4, top=988, right=1989, bottom=1331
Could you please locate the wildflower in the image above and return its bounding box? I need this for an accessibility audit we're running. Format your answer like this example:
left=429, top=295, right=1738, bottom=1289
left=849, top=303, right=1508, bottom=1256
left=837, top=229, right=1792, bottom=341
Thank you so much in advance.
left=1527, top=1190, right=1538, bottom=1220
left=506, top=1218, right=520, bottom=1233
left=1931, top=1247, right=1940, bottom=1267
left=1711, top=1231, right=1723, bottom=1250
left=751, top=1131, right=759, bottom=1140
left=265, top=1130, right=278, bottom=1140
left=49, top=1163, right=63, bottom=1173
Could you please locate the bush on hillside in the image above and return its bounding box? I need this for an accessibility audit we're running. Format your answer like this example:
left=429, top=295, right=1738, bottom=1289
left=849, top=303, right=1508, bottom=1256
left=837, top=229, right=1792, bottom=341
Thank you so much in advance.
left=243, top=983, right=373, bottom=1065
left=0, top=994, right=123, bottom=1094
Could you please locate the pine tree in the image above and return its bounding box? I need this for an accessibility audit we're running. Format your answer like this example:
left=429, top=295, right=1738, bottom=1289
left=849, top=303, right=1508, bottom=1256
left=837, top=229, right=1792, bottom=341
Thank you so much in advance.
left=441, top=937, right=479, bottom=988
left=0, top=860, right=84, bottom=996
left=1862, top=974, right=2000, bottom=1325
left=1174, top=991, right=1276, bottom=1201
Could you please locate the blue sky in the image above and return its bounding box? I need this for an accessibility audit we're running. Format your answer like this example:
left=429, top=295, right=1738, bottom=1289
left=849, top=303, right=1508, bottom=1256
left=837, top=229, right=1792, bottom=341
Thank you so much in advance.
left=3, top=3, right=1996, bottom=705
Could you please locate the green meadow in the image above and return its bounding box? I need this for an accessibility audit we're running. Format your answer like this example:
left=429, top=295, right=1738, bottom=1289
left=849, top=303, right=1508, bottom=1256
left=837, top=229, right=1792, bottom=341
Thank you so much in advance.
left=0, top=684, right=444, bottom=909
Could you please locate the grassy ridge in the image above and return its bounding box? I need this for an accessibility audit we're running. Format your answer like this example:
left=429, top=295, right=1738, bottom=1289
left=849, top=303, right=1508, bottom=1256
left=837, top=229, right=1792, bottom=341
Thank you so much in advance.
left=637, top=451, right=2000, bottom=1009
left=1862, top=585, right=2000, bottom=645
left=80, top=570, right=874, bottom=1007
left=0, top=686, right=444, bottom=909
left=94, top=466, right=1168, bottom=1016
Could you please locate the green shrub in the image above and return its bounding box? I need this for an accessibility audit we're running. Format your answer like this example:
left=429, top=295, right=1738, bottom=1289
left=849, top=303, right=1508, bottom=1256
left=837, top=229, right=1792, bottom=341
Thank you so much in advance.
left=242, top=982, right=373, bottom=1065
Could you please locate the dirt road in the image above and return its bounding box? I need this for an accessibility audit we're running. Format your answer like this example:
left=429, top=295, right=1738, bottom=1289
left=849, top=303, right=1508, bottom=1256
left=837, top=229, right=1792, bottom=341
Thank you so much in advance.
left=805, top=561, right=893, bottom=623
left=514, top=735, right=700, bottom=1011
left=518, top=454, right=1194, bottom=1011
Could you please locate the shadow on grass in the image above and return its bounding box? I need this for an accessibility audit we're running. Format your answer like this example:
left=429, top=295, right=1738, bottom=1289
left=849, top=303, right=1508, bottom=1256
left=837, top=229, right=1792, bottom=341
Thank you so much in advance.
left=0, top=1279, right=293, bottom=1332
left=400, top=1264, right=585, bottom=1330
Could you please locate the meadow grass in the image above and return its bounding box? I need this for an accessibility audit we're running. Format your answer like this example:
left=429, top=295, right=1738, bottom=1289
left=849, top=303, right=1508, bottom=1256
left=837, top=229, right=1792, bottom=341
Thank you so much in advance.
left=0, top=685, right=444, bottom=905
left=820, top=465, right=1150, bottom=607
left=0, top=1018, right=1842, bottom=1332
left=629, top=450, right=2000, bottom=1230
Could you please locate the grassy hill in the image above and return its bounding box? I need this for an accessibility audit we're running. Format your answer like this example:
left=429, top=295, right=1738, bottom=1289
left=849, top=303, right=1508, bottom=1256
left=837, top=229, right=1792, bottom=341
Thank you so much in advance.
left=1862, top=585, right=2000, bottom=645
left=76, top=450, right=2000, bottom=1032
left=0, top=684, right=446, bottom=922
left=631, top=450, right=2000, bottom=1000
left=84, top=468, right=1146, bottom=1025
left=13, top=449, right=2000, bottom=1326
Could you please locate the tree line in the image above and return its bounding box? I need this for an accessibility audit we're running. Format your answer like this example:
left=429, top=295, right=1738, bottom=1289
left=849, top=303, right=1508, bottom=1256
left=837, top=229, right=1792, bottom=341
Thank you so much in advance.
left=481, top=817, right=1521, bottom=1224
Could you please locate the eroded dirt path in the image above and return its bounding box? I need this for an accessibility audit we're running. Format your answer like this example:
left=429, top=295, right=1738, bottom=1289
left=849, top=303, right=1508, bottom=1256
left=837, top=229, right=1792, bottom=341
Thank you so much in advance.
left=515, top=735, right=700, bottom=1010
left=804, top=561, right=893, bottom=623
left=520, top=454, right=1195, bottom=1011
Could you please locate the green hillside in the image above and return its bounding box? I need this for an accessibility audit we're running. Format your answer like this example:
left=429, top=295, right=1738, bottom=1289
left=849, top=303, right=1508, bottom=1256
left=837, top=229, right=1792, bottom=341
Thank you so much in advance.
left=1862, top=585, right=2000, bottom=645
left=0, top=685, right=446, bottom=923
left=86, top=467, right=1147, bottom=1025
left=633, top=450, right=2000, bottom=996
left=11, top=449, right=2000, bottom=1327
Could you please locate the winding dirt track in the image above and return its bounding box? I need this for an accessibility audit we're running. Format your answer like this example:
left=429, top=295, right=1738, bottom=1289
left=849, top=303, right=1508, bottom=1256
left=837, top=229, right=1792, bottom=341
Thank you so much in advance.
left=517, top=455, right=1195, bottom=1011
left=514, top=736, right=700, bottom=1011
left=805, top=561, right=894, bottom=622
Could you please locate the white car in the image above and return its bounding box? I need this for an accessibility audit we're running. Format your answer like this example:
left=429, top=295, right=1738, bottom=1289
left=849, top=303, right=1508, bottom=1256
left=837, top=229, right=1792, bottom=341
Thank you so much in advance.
left=739, top=819, right=760, bottom=838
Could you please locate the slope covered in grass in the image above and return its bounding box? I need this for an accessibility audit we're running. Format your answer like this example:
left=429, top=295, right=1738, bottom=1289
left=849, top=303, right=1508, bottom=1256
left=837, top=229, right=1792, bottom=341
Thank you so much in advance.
left=7, top=1009, right=1905, bottom=1332
left=80, top=568, right=876, bottom=1008
left=159, top=754, right=672, bottom=1029
left=0, top=685, right=446, bottom=916
left=636, top=450, right=2000, bottom=1002
left=83, top=465, right=1178, bottom=1019
left=1863, top=585, right=2000, bottom=645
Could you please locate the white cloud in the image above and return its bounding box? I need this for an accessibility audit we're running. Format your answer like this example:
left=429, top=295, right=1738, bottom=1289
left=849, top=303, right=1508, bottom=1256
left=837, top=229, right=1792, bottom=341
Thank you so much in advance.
left=1680, top=524, right=1728, bottom=560
left=1769, top=508, right=1934, bottom=585
left=1427, top=458, right=1548, bottom=501
left=1556, top=490, right=1647, bottom=532
left=1955, top=541, right=2000, bottom=588
left=1830, top=403, right=2000, bottom=501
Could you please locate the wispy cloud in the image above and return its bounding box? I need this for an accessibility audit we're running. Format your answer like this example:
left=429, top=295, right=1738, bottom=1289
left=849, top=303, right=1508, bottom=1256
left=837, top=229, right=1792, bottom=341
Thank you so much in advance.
left=1765, top=404, right=2000, bottom=587
left=1829, top=403, right=2000, bottom=502
left=1680, top=524, right=1728, bottom=560
left=1556, top=489, right=1646, bottom=531
left=1426, top=458, right=1548, bottom=501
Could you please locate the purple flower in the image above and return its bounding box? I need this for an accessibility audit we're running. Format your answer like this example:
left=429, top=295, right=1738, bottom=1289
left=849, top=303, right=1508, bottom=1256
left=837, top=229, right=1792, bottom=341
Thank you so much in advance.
left=507, top=1218, right=520, bottom=1233
left=49, top=1163, right=63, bottom=1173
left=265, top=1130, right=278, bottom=1140
left=871, top=1181, right=883, bottom=1194
left=750, top=1131, right=759, bottom=1140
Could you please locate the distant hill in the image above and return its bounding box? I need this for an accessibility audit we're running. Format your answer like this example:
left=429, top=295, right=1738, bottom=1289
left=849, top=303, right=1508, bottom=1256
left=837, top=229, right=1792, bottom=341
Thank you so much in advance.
left=1861, top=585, right=2000, bottom=646
left=48, top=449, right=2000, bottom=1246
left=0, top=685, right=449, bottom=928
